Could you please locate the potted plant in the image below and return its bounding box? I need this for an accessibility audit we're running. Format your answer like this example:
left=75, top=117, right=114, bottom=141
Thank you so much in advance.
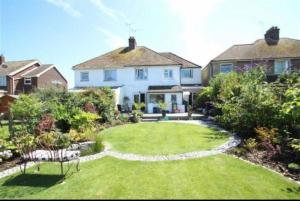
left=158, top=101, right=168, bottom=118
left=131, top=103, right=145, bottom=123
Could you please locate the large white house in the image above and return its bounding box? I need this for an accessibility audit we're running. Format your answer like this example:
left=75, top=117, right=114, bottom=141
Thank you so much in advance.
left=72, top=37, right=202, bottom=113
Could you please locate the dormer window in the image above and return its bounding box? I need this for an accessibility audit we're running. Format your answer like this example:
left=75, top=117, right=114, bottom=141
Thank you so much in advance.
left=24, top=78, right=32, bottom=85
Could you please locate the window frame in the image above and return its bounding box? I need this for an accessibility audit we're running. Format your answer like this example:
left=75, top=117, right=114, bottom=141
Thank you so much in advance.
left=149, top=94, right=165, bottom=104
left=135, top=68, right=148, bottom=80
left=164, top=69, right=173, bottom=79
left=24, top=78, right=32, bottom=85
left=104, top=69, right=117, bottom=81
left=80, top=72, right=89, bottom=82
left=181, top=69, right=193, bottom=78
left=0, top=76, right=7, bottom=86
left=274, top=59, right=289, bottom=75
left=220, top=63, right=233, bottom=73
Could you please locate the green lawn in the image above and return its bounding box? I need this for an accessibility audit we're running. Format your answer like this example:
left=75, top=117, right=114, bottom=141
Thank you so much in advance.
left=101, top=122, right=229, bottom=155
left=0, top=155, right=299, bottom=199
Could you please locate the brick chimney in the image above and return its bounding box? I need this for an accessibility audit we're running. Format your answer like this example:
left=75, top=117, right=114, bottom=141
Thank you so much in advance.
left=128, top=36, right=136, bottom=50
left=0, top=54, right=5, bottom=65
left=264, top=26, right=280, bottom=45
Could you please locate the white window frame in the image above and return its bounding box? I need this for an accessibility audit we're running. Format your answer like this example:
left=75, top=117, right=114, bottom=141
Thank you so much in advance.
left=135, top=68, right=148, bottom=80
left=220, top=63, right=233, bottom=73
left=181, top=69, right=193, bottom=78
left=0, top=76, right=7, bottom=86
left=164, top=69, right=173, bottom=79
left=104, top=69, right=117, bottom=81
left=274, top=59, right=289, bottom=75
left=80, top=72, right=89, bottom=82
left=24, top=78, right=32, bottom=85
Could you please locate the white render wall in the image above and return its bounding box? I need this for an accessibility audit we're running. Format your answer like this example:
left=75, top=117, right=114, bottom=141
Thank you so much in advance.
left=180, top=68, right=202, bottom=85
left=74, top=65, right=181, bottom=106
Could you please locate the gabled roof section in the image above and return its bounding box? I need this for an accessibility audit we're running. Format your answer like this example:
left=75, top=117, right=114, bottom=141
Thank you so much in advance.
left=212, top=38, right=300, bottom=61
left=73, top=46, right=180, bottom=70
left=0, top=60, right=39, bottom=76
left=159, top=52, right=201, bottom=68
left=23, top=64, right=54, bottom=77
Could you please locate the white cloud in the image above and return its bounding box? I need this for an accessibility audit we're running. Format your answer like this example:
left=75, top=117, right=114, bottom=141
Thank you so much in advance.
left=89, top=0, right=130, bottom=23
left=96, top=27, right=126, bottom=49
left=166, top=0, right=223, bottom=66
left=46, top=0, right=81, bottom=18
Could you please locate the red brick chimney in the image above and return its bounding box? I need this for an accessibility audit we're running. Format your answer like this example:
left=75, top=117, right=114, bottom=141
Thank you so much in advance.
left=0, top=55, right=5, bottom=65
left=128, top=37, right=136, bottom=50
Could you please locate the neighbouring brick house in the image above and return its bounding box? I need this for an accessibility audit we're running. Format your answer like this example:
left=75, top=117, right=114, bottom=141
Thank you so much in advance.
left=202, top=27, right=300, bottom=86
left=0, top=55, right=68, bottom=96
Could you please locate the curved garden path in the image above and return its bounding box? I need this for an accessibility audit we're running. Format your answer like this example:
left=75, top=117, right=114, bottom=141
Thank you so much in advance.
left=0, top=120, right=241, bottom=179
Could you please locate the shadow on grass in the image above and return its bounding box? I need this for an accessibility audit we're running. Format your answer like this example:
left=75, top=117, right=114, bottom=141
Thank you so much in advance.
left=282, top=186, right=300, bottom=195
left=0, top=174, right=64, bottom=199
left=3, top=174, right=64, bottom=187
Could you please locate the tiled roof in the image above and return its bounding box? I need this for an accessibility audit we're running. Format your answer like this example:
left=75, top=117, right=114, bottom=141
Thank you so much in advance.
left=73, top=46, right=180, bottom=70
left=23, top=64, right=54, bottom=77
left=212, top=38, right=300, bottom=61
left=0, top=60, right=38, bottom=75
left=159, top=52, right=201, bottom=68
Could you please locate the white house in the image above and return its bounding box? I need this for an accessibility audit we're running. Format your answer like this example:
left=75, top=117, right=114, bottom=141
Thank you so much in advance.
left=72, top=37, right=202, bottom=113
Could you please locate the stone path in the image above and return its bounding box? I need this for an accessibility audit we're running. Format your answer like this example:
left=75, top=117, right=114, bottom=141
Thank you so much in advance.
left=0, top=120, right=240, bottom=179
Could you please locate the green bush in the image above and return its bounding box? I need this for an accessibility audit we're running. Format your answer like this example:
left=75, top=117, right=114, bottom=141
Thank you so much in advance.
left=71, top=111, right=100, bottom=132
left=195, top=87, right=213, bottom=108
left=10, top=94, right=44, bottom=135
left=78, top=88, right=115, bottom=122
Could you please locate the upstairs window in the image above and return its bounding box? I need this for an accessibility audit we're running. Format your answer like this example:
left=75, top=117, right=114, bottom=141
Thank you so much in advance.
left=181, top=69, right=193, bottom=78
left=274, top=60, right=289, bottom=74
left=104, top=70, right=117, bottom=81
left=0, top=76, right=7, bottom=86
left=220, top=63, right=233, bottom=73
left=135, top=68, right=148, bottom=80
left=24, top=78, right=32, bottom=85
left=164, top=69, right=173, bottom=79
left=80, top=72, right=89, bottom=82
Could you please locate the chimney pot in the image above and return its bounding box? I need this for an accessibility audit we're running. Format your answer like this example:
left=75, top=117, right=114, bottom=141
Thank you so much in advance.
left=0, top=55, right=5, bottom=65
left=264, top=26, right=280, bottom=45
left=128, top=37, right=136, bottom=50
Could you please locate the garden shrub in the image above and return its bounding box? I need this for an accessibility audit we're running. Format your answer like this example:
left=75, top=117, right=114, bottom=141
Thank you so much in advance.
left=78, top=88, right=115, bottom=122
left=34, top=114, right=55, bottom=135
left=71, top=111, right=100, bottom=132
left=10, top=94, right=43, bottom=135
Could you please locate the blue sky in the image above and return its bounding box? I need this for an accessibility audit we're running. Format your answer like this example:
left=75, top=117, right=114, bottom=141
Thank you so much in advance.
left=1, top=0, right=300, bottom=87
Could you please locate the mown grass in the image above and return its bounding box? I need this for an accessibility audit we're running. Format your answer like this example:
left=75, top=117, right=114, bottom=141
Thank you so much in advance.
left=101, top=122, right=229, bottom=155
left=0, top=155, right=299, bottom=199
